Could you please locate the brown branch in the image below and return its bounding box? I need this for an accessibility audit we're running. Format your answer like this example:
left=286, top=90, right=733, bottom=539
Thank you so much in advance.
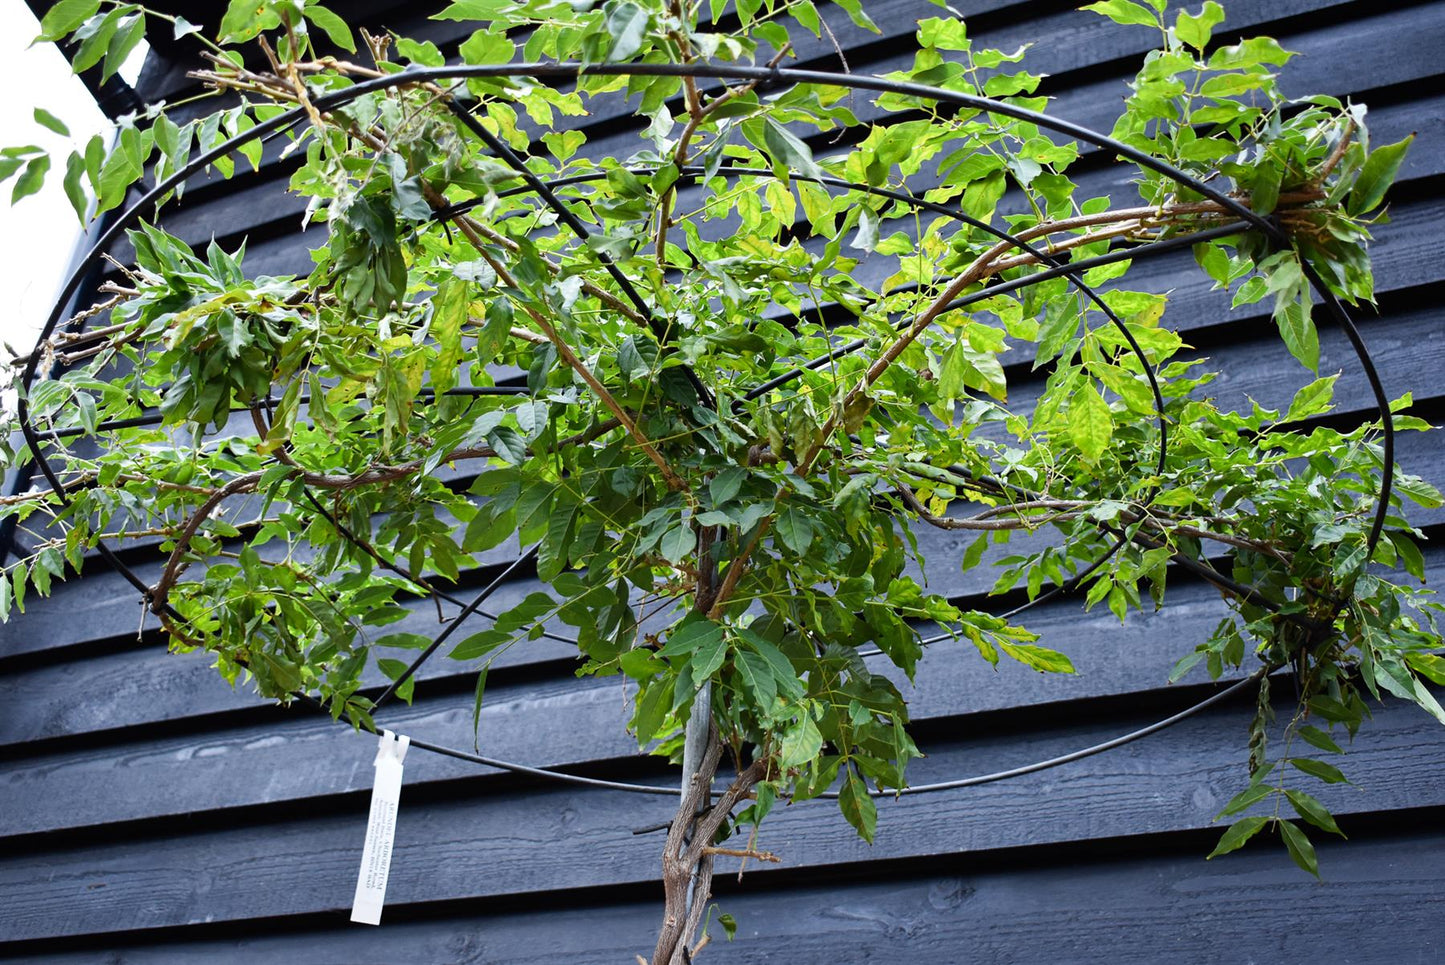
left=796, top=192, right=1326, bottom=474
left=433, top=194, right=688, bottom=491
left=655, top=40, right=792, bottom=268
left=653, top=728, right=724, bottom=965
left=1316, top=117, right=1358, bottom=185
left=707, top=516, right=770, bottom=620
left=700, top=846, right=781, bottom=863
left=151, top=470, right=268, bottom=613
left=897, top=483, right=1078, bottom=532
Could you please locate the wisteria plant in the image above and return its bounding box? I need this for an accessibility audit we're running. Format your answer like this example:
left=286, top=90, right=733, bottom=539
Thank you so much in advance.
left=1, top=0, right=1440, bottom=960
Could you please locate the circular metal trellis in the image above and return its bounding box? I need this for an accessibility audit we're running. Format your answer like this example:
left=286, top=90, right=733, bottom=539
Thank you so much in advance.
left=10, top=62, right=1396, bottom=804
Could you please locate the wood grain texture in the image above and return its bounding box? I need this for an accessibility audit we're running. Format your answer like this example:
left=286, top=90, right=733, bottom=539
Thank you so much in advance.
left=4, top=827, right=1442, bottom=964
left=106, top=4, right=1444, bottom=269
left=6, top=530, right=1443, bottom=777
left=5, top=1, right=1442, bottom=959
left=1, top=690, right=1441, bottom=942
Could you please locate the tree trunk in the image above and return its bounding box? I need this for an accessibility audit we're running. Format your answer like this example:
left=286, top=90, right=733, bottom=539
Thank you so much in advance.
left=650, top=730, right=768, bottom=965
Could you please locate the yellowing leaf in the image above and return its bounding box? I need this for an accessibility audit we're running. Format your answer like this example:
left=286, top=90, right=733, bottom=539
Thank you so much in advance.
left=1069, top=381, right=1113, bottom=462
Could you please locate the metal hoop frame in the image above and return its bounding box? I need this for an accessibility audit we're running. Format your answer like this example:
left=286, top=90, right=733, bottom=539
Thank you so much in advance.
left=9, top=63, right=1395, bottom=802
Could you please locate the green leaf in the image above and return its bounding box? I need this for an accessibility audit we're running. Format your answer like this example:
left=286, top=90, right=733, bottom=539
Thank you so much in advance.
left=1069, top=381, right=1113, bottom=462
left=739, top=630, right=803, bottom=698
left=1251, top=158, right=1281, bottom=216
left=1082, top=0, right=1159, bottom=28
left=33, top=108, right=70, bottom=137
left=429, top=276, right=467, bottom=393
left=710, top=467, right=746, bottom=506
left=1168, top=649, right=1206, bottom=684
left=374, top=632, right=432, bottom=650
left=1232, top=275, right=1268, bottom=308
left=304, top=5, right=356, bottom=51
left=1206, top=815, right=1269, bottom=858
left=1348, top=135, right=1413, bottom=217
left=1289, top=758, right=1350, bottom=784
left=760, top=117, right=823, bottom=182
left=95, top=131, right=143, bottom=214
left=219, top=0, right=280, bottom=43
left=1295, top=725, right=1344, bottom=755
left=62, top=152, right=88, bottom=223
left=831, top=0, right=878, bottom=32
left=375, top=659, right=416, bottom=704
left=1405, top=653, right=1445, bottom=686
left=735, top=648, right=777, bottom=712
left=631, top=676, right=675, bottom=744
left=997, top=641, right=1075, bottom=673
left=1175, top=1, right=1224, bottom=50
left=11, top=155, right=49, bottom=204
left=1395, top=475, right=1444, bottom=509
left=602, top=0, right=650, bottom=62
left=71, top=7, right=124, bottom=74
left=435, top=0, right=514, bottom=17
left=1285, top=789, right=1345, bottom=837
left=779, top=715, right=823, bottom=767
left=38, top=0, right=102, bottom=41
left=1278, top=819, right=1320, bottom=877
left=691, top=627, right=728, bottom=682
left=448, top=629, right=510, bottom=661
left=486, top=425, right=528, bottom=465
left=658, top=522, right=694, bottom=564
left=1208, top=36, right=1291, bottom=69
left=775, top=505, right=814, bottom=555
left=1284, top=374, right=1338, bottom=422
left=459, top=28, right=514, bottom=65
left=661, top=614, right=724, bottom=657
left=1214, top=783, right=1273, bottom=819
left=838, top=766, right=878, bottom=843
left=1274, top=298, right=1318, bottom=372
left=103, top=13, right=145, bottom=82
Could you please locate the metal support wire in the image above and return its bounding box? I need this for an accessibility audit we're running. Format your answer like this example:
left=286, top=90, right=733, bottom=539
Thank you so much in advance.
left=369, top=545, right=539, bottom=713
left=8, top=63, right=1397, bottom=815
left=440, top=99, right=718, bottom=412
left=438, top=162, right=1172, bottom=476
left=394, top=665, right=1269, bottom=807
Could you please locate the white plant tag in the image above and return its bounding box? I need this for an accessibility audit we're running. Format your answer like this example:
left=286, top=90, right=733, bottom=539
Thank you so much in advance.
left=351, top=729, right=409, bottom=925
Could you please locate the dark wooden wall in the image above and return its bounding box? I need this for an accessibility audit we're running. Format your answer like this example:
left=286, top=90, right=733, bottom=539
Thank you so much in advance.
left=3, top=1, right=1444, bottom=961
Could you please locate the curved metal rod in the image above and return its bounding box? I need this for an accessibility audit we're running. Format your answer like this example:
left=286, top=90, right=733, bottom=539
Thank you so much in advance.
left=437, top=162, right=1172, bottom=477
left=8, top=64, right=1389, bottom=811
left=370, top=545, right=538, bottom=713
left=362, top=665, right=1269, bottom=803
left=26, top=384, right=536, bottom=442
left=18, top=61, right=1391, bottom=560
left=826, top=665, right=1268, bottom=799
left=439, top=100, right=717, bottom=411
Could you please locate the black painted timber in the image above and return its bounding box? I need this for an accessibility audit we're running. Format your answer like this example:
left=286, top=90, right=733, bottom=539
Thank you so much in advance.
left=3, top=1, right=1444, bottom=961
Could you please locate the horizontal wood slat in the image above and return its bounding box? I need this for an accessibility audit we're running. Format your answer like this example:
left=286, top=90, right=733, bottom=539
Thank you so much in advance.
left=5, top=826, right=1442, bottom=963
left=1, top=689, right=1440, bottom=942
left=104, top=4, right=1444, bottom=271
left=5, top=2, right=1441, bottom=959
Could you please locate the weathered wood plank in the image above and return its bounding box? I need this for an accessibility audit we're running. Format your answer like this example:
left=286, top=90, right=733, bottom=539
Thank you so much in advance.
left=6, top=828, right=1442, bottom=964
left=6, top=513, right=1442, bottom=762
left=116, top=4, right=1445, bottom=271
left=0, top=689, right=1441, bottom=941
left=5, top=404, right=1439, bottom=666
left=0, top=565, right=1296, bottom=829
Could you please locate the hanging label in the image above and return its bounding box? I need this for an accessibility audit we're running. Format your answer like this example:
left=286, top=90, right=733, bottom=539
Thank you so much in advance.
left=351, top=729, right=409, bottom=925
